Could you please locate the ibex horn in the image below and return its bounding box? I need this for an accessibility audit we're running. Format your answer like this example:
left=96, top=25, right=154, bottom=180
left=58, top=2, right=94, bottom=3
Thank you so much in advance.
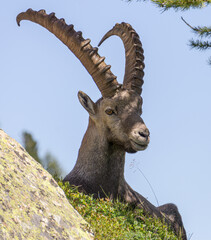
left=98, top=22, right=145, bottom=95
left=17, top=9, right=119, bottom=98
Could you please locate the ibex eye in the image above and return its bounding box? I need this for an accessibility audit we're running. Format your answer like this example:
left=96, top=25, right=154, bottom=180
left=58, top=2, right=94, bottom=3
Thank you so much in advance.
left=105, top=109, right=114, bottom=115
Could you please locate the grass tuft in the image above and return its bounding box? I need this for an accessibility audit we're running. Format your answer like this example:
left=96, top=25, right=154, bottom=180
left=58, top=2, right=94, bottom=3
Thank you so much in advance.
left=58, top=181, right=179, bottom=239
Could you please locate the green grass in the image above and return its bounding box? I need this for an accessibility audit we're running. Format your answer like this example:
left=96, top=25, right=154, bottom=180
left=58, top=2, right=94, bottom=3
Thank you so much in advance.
left=58, top=181, right=179, bottom=240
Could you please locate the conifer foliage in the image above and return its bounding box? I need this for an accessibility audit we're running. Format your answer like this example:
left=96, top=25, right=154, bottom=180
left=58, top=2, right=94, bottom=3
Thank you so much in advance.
left=149, top=0, right=211, bottom=10
left=22, top=131, right=64, bottom=178
left=128, top=0, right=211, bottom=64
left=128, top=0, right=211, bottom=10
left=181, top=17, right=211, bottom=64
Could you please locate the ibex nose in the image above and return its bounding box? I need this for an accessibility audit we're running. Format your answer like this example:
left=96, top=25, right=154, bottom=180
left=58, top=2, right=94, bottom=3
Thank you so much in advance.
left=138, top=129, right=150, bottom=140
left=131, top=127, right=150, bottom=143
left=130, top=126, right=150, bottom=151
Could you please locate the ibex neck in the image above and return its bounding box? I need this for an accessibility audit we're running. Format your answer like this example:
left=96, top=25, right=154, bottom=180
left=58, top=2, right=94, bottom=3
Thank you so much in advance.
left=66, top=118, right=126, bottom=197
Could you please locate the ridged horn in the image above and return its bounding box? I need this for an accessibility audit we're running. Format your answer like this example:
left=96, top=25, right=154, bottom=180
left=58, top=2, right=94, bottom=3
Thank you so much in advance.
left=98, top=22, right=144, bottom=95
left=17, top=9, right=119, bottom=98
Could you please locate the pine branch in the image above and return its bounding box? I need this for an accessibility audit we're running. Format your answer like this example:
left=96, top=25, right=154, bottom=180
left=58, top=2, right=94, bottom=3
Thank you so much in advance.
left=181, top=17, right=198, bottom=31
left=192, top=26, right=211, bottom=38
left=127, top=0, right=211, bottom=10
left=181, top=18, right=211, bottom=65
left=127, top=0, right=211, bottom=65
left=182, top=17, right=211, bottom=38
left=152, top=0, right=211, bottom=10
left=189, top=39, right=211, bottom=50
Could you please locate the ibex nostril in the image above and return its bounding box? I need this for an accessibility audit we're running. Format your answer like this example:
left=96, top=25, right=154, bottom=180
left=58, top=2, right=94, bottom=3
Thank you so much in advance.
left=138, top=131, right=148, bottom=139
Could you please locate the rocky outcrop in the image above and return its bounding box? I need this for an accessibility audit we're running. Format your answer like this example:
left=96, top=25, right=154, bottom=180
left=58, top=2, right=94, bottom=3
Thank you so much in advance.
left=0, top=129, right=93, bottom=240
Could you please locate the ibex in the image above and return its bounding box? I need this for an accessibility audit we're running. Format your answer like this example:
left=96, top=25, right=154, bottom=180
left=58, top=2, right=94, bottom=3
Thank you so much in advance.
left=17, top=9, right=187, bottom=239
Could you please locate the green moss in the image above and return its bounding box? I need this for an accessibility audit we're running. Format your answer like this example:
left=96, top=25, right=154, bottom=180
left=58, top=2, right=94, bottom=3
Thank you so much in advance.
left=0, top=129, right=93, bottom=240
left=58, top=181, right=180, bottom=240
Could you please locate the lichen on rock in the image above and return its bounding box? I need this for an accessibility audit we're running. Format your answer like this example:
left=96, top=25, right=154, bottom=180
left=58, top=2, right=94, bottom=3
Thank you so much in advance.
left=0, top=129, right=93, bottom=240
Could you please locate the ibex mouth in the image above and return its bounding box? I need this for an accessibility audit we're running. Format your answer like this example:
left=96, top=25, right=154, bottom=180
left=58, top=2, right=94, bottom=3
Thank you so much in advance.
left=130, top=139, right=148, bottom=151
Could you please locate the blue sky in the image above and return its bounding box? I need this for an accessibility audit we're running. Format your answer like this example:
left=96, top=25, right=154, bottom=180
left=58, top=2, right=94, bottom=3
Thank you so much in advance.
left=1, top=1, right=211, bottom=239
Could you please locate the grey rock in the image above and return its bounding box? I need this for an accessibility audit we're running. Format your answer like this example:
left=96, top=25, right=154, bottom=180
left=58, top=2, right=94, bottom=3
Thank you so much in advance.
left=0, top=129, right=93, bottom=240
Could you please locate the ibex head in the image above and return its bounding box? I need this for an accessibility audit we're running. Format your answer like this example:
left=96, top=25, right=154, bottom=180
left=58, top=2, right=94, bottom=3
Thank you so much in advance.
left=78, top=89, right=149, bottom=153
left=17, top=9, right=150, bottom=154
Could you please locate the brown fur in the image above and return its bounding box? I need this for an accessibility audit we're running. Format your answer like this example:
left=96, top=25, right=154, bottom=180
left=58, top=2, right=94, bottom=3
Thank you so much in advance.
left=64, top=90, right=187, bottom=239
left=17, top=9, right=187, bottom=239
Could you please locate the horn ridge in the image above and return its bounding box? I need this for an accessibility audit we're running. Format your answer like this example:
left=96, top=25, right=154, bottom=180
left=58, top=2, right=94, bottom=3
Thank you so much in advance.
left=98, top=22, right=145, bottom=96
left=17, top=8, right=118, bottom=98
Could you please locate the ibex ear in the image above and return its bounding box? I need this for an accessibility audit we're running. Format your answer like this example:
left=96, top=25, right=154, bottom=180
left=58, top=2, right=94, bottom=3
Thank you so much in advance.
left=78, top=91, right=96, bottom=115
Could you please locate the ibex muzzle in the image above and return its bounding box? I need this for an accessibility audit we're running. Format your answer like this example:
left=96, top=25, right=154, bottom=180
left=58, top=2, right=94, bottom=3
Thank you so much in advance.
left=17, top=9, right=187, bottom=240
